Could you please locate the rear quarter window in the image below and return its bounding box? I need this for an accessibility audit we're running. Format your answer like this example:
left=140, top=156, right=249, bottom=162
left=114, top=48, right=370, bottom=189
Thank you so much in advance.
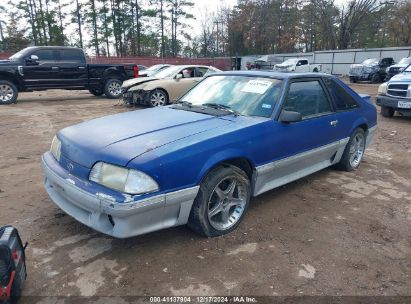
left=324, top=78, right=359, bottom=111
left=58, top=49, right=85, bottom=64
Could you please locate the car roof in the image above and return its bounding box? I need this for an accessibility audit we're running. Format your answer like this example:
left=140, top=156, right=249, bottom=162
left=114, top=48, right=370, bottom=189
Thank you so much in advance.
left=210, top=70, right=331, bottom=80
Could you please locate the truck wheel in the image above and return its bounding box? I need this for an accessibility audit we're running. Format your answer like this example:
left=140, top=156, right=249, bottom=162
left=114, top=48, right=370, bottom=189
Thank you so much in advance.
left=149, top=89, right=169, bottom=107
left=381, top=106, right=394, bottom=117
left=371, top=74, right=381, bottom=83
left=104, top=79, right=122, bottom=99
left=334, top=128, right=366, bottom=172
left=89, top=88, right=104, bottom=96
left=313, top=68, right=319, bottom=72
left=188, top=165, right=251, bottom=237
left=349, top=77, right=357, bottom=83
left=0, top=80, right=18, bottom=105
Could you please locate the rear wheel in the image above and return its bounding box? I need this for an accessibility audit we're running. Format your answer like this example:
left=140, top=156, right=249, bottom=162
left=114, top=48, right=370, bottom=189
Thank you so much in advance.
left=381, top=106, right=394, bottom=117
left=149, top=89, right=168, bottom=107
left=89, top=88, right=104, bottom=96
left=188, top=165, right=251, bottom=237
left=104, top=79, right=122, bottom=99
left=0, top=80, right=18, bottom=105
left=335, top=128, right=366, bottom=172
left=349, top=77, right=357, bottom=83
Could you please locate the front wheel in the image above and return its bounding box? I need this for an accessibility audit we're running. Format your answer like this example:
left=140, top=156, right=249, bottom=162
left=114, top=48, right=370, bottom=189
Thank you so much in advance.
left=381, top=106, right=394, bottom=117
left=149, top=89, right=169, bottom=107
left=371, top=74, right=381, bottom=83
left=89, top=88, right=104, bottom=96
left=0, top=80, right=18, bottom=104
left=188, top=165, right=251, bottom=237
left=335, top=128, right=366, bottom=172
left=104, top=79, right=122, bottom=99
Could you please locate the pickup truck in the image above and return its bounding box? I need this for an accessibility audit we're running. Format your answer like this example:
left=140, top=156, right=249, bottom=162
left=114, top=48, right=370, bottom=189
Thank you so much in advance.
left=349, top=57, right=394, bottom=83
left=274, top=58, right=322, bottom=73
left=385, top=57, right=411, bottom=81
left=0, top=46, right=138, bottom=104
left=376, top=64, right=411, bottom=117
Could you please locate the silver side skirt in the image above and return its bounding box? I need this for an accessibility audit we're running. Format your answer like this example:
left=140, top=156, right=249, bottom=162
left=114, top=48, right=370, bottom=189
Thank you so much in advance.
left=254, top=138, right=349, bottom=196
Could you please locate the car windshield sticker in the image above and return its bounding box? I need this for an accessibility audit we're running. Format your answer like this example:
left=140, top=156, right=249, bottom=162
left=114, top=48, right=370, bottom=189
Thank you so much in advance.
left=241, top=80, right=272, bottom=94
left=262, top=104, right=272, bottom=109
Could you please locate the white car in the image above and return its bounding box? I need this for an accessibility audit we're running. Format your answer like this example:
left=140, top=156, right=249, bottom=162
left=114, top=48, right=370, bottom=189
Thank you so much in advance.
left=274, top=58, right=322, bottom=73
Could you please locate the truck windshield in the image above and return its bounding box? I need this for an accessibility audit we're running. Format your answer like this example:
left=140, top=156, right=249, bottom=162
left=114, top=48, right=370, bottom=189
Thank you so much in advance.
left=179, top=75, right=283, bottom=118
left=282, top=59, right=299, bottom=65
left=9, top=49, right=29, bottom=60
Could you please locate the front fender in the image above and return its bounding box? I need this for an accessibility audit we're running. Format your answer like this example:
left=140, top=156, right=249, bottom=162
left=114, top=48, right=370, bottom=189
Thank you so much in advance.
left=195, top=148, right=255, bottom=185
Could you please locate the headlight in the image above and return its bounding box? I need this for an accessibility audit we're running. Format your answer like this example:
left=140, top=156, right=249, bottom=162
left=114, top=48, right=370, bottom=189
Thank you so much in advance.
left=89, top=162, right=159, bottom=195
left=50, top=136, right=61, bottom=161
left=378, top=82, right=388, bottom=95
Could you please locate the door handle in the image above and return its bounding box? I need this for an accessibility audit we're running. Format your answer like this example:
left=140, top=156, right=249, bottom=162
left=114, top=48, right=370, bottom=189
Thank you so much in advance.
left=51, top=67, right=59, bottom=70
left=78, top=66, right=86, bottom=70
left=330, top=120, right=338, bottom=127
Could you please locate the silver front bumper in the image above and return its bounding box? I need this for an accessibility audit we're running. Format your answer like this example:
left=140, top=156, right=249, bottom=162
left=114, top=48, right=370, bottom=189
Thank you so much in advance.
left=42, top=156, right=199, bottom=238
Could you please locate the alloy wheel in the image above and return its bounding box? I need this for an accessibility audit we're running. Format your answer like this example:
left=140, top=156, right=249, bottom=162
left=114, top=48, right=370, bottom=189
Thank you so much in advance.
left=150, top=91, right=167, bottom=107
left=108, top=81, right=121, bottom=97
left=0, top=84, right=14, bottom=103
left=349, top=133, right=365, bottom=168
left=207, top=176, right=247, bottom=230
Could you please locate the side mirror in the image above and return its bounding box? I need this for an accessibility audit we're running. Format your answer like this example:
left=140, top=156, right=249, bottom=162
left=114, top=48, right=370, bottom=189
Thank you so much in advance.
left=279, top=110, right=302, bottom=123
left=26, top=54, right=39, bottom=65
left=175, top=74, right=183, bottom=80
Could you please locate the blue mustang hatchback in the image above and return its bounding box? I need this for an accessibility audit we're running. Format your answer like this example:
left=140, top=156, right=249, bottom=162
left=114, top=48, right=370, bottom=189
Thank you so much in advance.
left=42, top=72, right=377, bottom=238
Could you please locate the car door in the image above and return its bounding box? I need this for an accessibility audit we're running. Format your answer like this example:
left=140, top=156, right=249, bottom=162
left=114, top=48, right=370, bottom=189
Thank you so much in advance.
left=296, top=60, right=309, bottom=72
left=22, top=49, right=59, bottom=88
left=169, top=67, right=199, bottom=101
left=56, top=49, right=88, bottom=88
left=254, top=78, right=343, bottom=195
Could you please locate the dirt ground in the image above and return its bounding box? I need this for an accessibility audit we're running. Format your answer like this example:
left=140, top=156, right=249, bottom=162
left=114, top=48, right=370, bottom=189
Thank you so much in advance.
left=0, top=82, right=410, bottom=302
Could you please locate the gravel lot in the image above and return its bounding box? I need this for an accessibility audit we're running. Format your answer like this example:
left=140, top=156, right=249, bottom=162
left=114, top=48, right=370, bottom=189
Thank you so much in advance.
left=0, top=83, right=410, bottom=301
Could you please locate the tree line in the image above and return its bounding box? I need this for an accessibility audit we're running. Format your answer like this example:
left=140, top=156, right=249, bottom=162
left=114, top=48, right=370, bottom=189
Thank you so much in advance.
left=0, top=0, right=410, bottom=58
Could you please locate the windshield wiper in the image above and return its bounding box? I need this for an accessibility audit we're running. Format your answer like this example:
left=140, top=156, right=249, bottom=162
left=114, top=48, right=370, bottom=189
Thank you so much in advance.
left=202, top=103, right=240, bottom=116
left=177, top=100, right=193, bottom=107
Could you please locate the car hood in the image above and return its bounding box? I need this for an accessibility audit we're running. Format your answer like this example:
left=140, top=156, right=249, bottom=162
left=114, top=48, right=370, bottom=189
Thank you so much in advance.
left=58, top=107, right=233, bottom=168
left=389, top=73, right=411, bottom=82
left=275, top=63, right=293, bottom=68
left=121, top=76, right=158, bottom=90
left=0, top=59, right=12, bottom=65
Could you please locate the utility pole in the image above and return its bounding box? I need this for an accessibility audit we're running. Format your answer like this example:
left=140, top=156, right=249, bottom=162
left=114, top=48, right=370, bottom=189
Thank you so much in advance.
left=214, top=20, right=223, bottom=56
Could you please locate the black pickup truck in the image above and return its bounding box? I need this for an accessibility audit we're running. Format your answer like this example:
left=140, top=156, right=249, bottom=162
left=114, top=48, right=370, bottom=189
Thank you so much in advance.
left=0, top=46, right=139, bottom=104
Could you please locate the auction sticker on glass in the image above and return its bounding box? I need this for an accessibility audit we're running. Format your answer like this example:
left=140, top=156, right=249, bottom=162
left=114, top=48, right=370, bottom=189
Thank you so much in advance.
left=241, top=79, right=272, bottom=94
left=398, top=101, right=411, bottom=109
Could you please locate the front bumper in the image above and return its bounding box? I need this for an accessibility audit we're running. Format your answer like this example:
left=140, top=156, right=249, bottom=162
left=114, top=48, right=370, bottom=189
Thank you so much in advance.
left=376, top=95, right=411, bottom=112
left=42, top=153, right=199, bottom=238
left=349, top=74, right=371, bottom=81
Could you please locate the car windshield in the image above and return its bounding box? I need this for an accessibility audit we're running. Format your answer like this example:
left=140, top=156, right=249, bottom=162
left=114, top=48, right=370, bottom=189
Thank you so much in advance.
left=362, top=58, right=379, bottom=66
left=154, top=66, right=182, bottom=78
left=179, top=75, right=283, bottom=118
left=399, top=58, right=411, bottom=65
left=404, top=65, right=411, bottom=73
left=146, top=64, right=166, bottom=72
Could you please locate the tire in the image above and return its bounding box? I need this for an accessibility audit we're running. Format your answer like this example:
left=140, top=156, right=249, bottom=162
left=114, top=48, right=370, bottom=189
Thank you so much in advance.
left=104, top=79, right=122, bottom=99
left=148, top=89, right=169, bottom=107
left=0, top=80, right=18, bottom=105
left=313, top=68, right=319, bottom=73
left=334, top=128, right=366, bottom=172
left=188, top=165, right=251, bottom=237
left=371, top=74, right=381, bottom=84
left=89, top=88, right=104, bottom=96
left=381, top=106, right=394, bottom=117
left=349, top=77, right=357, bottom=83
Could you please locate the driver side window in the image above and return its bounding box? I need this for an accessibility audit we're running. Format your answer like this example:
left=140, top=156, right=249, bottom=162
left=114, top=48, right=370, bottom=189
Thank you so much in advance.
left=283, top=80, right=332, bottom=119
